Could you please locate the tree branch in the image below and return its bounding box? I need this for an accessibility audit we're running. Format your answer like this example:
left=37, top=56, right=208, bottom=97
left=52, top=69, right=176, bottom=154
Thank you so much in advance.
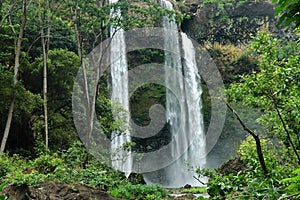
left=222, top=98, right=268, bottom=174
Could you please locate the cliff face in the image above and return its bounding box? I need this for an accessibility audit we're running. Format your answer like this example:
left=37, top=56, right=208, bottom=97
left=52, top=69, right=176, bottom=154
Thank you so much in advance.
left=180, top=0, right=294, bottom=44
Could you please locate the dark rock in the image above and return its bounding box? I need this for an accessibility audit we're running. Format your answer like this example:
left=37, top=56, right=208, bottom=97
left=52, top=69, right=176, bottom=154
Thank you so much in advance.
left=183, top=184, right=192, bottom=189
left=128, top=173, right=147, bottom=185
left=181, top=0, right=296, bottom=44
left=218, top=157, right=247, bottom=175
left=2, top=182, right=121, bottom=200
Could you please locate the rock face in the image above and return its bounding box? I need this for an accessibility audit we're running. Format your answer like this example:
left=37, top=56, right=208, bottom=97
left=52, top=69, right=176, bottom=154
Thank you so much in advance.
left=181, top=0, right=295, bottom=44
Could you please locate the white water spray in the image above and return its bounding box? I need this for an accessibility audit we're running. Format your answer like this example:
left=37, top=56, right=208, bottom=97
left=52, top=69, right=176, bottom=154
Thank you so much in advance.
left=109, top=0, right=132, bottom=177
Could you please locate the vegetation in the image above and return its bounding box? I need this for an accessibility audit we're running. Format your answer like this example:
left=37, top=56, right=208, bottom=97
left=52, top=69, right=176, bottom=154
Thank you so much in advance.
left=109, top=184, right=168, bottom=200
left=0, top=0, right=300, bottom=199
left=273, top=0, right=300, bottom=28
left=0, top=140, right=169, bottom=198
left=182, top=187, right=207, bottom=194
left=201, top=28, right=300, bottom=200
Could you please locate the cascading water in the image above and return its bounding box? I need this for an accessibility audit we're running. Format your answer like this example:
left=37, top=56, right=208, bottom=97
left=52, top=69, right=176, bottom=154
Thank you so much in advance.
left=109, top=0, right=132, bottom=177
left=109, top=0, right=206, bottom=186
left=143, top=0, right=206, bottom=188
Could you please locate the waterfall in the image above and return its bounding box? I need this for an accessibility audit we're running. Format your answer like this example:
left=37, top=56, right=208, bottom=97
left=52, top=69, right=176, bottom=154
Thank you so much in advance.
left=108, top=0, right=206, bottom=186
left=109, top=0, right=132, bottom=177
left=143, top=0, right=206, bottom=188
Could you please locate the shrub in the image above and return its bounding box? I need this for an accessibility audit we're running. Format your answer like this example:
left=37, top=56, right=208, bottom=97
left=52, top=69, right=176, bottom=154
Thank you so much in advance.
left=281, top=167, right=300, bottom=197
left=11, top=171, right=46, bottom=187
left=109, top=184, right=169, bottom=200
left=31, top=154, right=64, bottom=174
left=0, top=154, right=27, bottom=178
left=62, top=141, right=88, bottom=168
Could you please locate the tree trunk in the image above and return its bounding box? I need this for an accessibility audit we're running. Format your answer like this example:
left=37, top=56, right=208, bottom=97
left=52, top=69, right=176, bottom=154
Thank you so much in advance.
left=268, top=93, right=300, bottom=164
left=223, top=99, right=268, bottom=175
left=71, top=4, right=93, bottom=140
left=39, top=0, right=50, bottom=149
left=1, top=0, right=27, bottom=154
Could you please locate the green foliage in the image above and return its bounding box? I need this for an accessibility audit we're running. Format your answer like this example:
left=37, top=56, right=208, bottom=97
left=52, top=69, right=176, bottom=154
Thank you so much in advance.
left=62, top=140, right=88, bottom=168
left=281, top=167, right=300, bottom=194
left=0, top=154, right=27, bottom=178
left=206, top=42, right=258, bottom=83
left=96, top=93, right=123, bottom=137
left=238, top=136, right=279, bottom=171
left=227, top=32, right=300, bottom=163
left=109, top=184, right=169, bottom=200
left=32, top=154, right=64, bottom=174
left=0, top=26, right=14, bottom=65
left=11, top=171, right=46, bottom=187
left=0, top=142, right=152, bottom=197
left=0, top=181, right=8, bottom=200
left=33, top=134, right=50, bottom=156
left=182, top=187, right=207, bottom=194
left=203, top=134, right=295, bottom=199
left=205, top=161, right=286, bottom=199
left=29, top=49, right=81, bottom=150
left=273, top=0, right=300, bottom=28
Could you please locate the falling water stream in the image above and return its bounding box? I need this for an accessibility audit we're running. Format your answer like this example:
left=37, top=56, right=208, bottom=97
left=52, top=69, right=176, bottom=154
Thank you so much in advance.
left=142, top=0, right=207, bottom=188
left=109, top=0, right=132, bottom=177
left=109, top=0, right=206, bottom=187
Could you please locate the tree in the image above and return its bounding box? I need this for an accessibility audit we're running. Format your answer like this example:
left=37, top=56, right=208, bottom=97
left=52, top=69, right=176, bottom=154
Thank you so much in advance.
left=1, top=0, right=28, bottom=154
left=227, top=32, right=300, bottom=164
left=224, top=99, right=268, bottom=174
left=31, top=49, right=81, bottom=149
left=38, top=0, right=51, bottom=149
left=63, top=0, right=178, bottom=142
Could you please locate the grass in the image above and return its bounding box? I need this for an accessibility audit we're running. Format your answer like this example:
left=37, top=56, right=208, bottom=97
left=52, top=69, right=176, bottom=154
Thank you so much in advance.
left=182, top=187, right=207, bottom=194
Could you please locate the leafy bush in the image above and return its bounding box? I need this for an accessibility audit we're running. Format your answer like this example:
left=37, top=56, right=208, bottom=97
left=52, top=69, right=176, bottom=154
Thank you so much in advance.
left=11, top=171, right=46, bottom=187
left=0, top=142, right=165, bottom=200
left=0, top=181, right=8, bottom=200
left=281, top=167, right=300, bottom=195
left=109, top=184, right=169, bottom=200
left=205, top=136, right=293, bottom=199
left=0, top=154, right=27, bottom=178
left=238, top=136, right=280, bottom=172
left=62, top=141, right=88, bottom=168
left=32, top=154, right=64, bottom=174
left=0, top=156, right=11, bottom=178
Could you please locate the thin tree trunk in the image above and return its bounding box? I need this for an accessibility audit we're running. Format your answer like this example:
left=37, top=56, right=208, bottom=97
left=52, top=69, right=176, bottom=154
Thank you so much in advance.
left=71, top=4, right=93, bottom=140
left=39, top=0, right=50, bottom=149
left=1, top=0, right=27, bottom=154
left=223, top=99, right=268, bottom=175
left=272, top=98, right=300, bottom=164
left=45, top=0, right=50, bottom=149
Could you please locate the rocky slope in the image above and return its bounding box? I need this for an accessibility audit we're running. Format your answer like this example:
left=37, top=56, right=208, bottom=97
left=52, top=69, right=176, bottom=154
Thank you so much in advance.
left=181, top=0, right=295, bottom=44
